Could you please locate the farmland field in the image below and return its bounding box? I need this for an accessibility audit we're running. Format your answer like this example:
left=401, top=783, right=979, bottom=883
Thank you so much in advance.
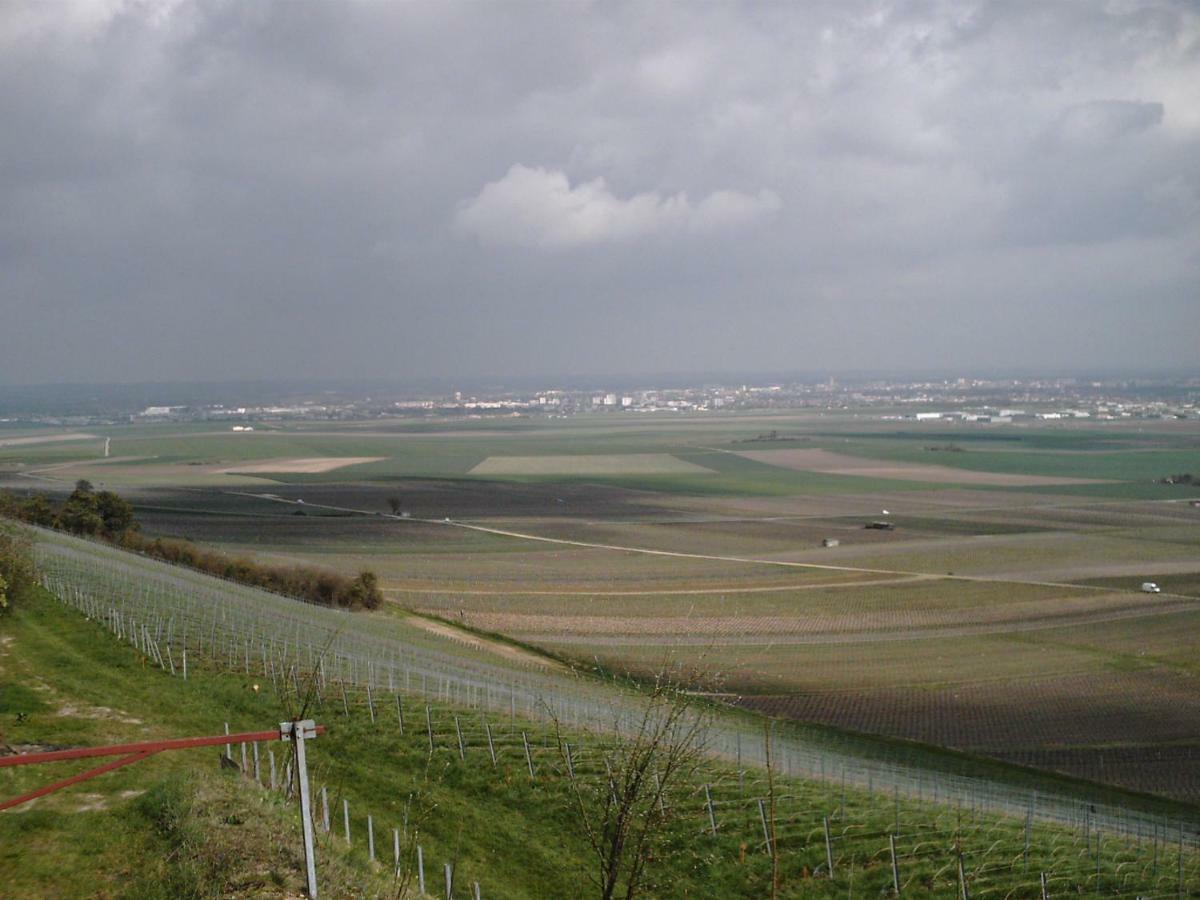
left=3, top=411, right=1199, bottom=804
left=470, top=453, right=715, bottom=475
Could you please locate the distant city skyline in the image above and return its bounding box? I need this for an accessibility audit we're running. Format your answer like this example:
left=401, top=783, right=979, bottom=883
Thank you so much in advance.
left=2, top=2, right=1198, bottom=384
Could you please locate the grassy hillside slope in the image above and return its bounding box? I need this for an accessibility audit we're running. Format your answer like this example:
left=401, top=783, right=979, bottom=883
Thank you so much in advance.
left=4, top=587, right=1200, bottom=897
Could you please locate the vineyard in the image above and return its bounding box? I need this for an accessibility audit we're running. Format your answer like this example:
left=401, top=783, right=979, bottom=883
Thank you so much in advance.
left=27, top=527, right=1200, bottom=871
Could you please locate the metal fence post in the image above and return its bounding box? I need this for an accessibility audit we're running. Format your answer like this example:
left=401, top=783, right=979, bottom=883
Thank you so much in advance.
left=890, top=833, right=900, bottom=895
left=522, top=731, right=534, bottom=779
left=824, top=815, right=834, bottom=877
left=704, top=784, right=717, bottom=836
left=757, top=799, right=772, bottom=857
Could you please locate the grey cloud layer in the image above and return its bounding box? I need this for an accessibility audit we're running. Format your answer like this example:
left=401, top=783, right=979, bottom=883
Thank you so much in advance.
left=1, top=1, right=1197, bottom=383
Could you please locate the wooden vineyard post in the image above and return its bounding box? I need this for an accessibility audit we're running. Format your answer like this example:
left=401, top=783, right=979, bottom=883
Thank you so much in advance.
left=454, top=715, right=466, bottom=761
left=368, top=815, right=375, bottom=862
left=426, top=706, right=435, bottom=754
left=956, top=850, right=968, bottom=900
left=417, top=845, right=426, bottom=895
left=704, top=784, right=717, bottom=836
left=444, top=862, right=453, bottom=899
left=321, top=786, right=330, bottom=832
left=1039, top=871, right=1048, bottom=899
left=280, top=719, right=321, bottom=900
left=343, top=799, right=351, bottom=844
left=396, top=695, right=405, bottom=733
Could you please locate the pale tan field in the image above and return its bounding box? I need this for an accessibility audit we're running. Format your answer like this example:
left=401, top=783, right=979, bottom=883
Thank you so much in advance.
left=470, top=453, right=715, bottom=475
left=0, top=432, right=96, bottom=448
left=220, top=456, right=385, bottom=474
left=20, top=462, right=277, bottom=488
left=737, top=448, right=1112, bottom=486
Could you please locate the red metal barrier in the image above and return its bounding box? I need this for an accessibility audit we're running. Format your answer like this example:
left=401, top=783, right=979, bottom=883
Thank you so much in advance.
left=0, top=726, right=325, bottom=812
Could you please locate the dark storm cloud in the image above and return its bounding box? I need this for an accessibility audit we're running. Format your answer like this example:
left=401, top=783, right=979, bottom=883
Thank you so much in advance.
left=1, top=1, right=1197, bottom=384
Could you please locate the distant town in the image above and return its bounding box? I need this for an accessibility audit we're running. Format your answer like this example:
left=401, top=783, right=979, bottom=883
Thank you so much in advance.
left=3, top=374, right=1197, bottom=429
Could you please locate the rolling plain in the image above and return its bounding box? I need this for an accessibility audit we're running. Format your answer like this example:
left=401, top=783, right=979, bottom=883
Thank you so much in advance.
left=3, top=411, right=1199, bottom=806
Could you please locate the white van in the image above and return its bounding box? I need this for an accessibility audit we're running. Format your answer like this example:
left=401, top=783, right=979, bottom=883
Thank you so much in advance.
left=1141, top=582, right=1161, bottom=593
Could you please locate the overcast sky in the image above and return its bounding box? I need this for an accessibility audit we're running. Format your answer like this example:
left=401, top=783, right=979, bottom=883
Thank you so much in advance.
left=2, top=1, right=1198, bottom=385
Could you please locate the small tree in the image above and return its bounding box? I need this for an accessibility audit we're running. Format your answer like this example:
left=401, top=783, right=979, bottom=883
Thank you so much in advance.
left=0, top=525, right=35, bottom=613
left=386, top=496, right=403, bottom=516
left=553, top=674, right=711, bottom=900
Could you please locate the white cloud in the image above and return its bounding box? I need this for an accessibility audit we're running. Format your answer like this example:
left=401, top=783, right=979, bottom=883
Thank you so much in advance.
left=454, top=164, right=780, bottom=248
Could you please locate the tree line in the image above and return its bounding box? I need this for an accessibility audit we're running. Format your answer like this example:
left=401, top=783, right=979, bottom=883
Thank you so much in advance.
left=0, top=482, right=383, bottom=611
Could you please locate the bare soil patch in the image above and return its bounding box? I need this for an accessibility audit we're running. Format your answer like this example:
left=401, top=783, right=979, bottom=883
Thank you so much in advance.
left=56, top=703, right=143, bottom=725
left=220, top=457, right=385, bottom=474
left=737, top=448, right=1113, bottom=486
left=470, top=453, right=715, bottom=476
left=0, top=432, right=96, bottom=448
